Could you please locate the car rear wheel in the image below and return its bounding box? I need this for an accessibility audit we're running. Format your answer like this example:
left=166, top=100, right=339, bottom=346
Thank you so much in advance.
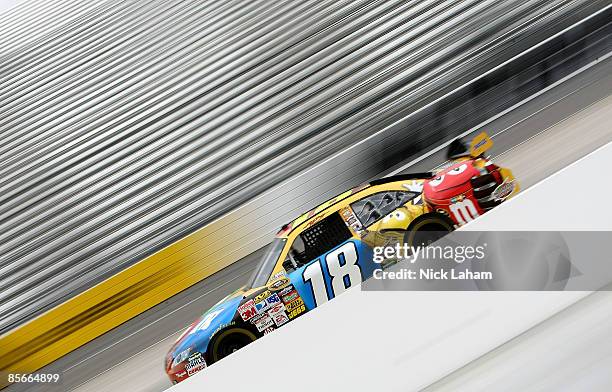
left=404, top=213, right=455, bottom=247
left=209, top=328, right=257, bottom=363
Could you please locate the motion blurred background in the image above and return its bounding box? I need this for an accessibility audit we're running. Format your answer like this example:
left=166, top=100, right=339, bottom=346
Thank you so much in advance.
left=0, top=2, right=20, bottom=13
left=0, top=0, right=610, bottom=391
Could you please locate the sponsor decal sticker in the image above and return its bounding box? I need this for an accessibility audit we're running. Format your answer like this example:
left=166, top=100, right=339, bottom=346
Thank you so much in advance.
left=251, top=314, right=274, bottom=332
left=254, top=290, right=271, bottom=303
left=255, top=300, right=268, bottom=314
left=268, top=302, right=286, bottom=315
left=341, top=207, right=363, bottom=232
left=185, top=352, right=206, bottom=377
left=255, top=293, right=281, bottom=314
left=281, top=290, right=299, bottom=304
left=271, top=312, right=289, bottom=326
left=267, top=302, right=289, bottom=326
left=492, top=179, right=515, bottom=201
left=268, top=277, right=290, bottom=291
left=288, top=304, right=306, bottom=319
left=238, top=299, right=258, bottom=321
left=285, top=298, right=304, bottom=312
left=286, top=298, right=306, bottom=319
left=306, top=214, right=325, bottom=228
left=265, top=293, right=282, bottom=306
left=263, top=327, right=275, bottom=335
left=279, top=285, right=295, bottom=296
left=210, top=321, right=235, bottom=338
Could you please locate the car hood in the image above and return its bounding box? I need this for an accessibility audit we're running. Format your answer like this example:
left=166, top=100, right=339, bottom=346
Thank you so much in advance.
left=167, top=287, right=247, bottom=363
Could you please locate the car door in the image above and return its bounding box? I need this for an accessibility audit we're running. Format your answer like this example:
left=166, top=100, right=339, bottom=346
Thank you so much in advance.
left=285, top=211, right=376, bottom=310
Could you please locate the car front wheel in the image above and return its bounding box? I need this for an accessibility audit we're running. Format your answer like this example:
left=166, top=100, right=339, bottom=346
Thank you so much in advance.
left=209, top=327, right=257, bottom=363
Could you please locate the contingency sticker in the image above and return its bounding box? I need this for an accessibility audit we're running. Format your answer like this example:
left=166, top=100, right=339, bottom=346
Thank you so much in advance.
left=492, top=179, right=516, bottom=201
left=281, top=289, right=299, bottom=304
left=268, top=277, right=290, bottom=291
left=268, top=303, right=289, bottom=326
left=238, top=299, right=257, bottom=321
left=255, top=299, right=269, bottom=314
left=286, top=298, right=306, bottom=319
left=254, top=290, right=271, bottom=303
left=185, top=352, right=206, bottom=377
left=265, top=293, right=282, bottom=306
left=252, top=314, right=275, bottom=332
left=271, top=312, right=289, bottom=327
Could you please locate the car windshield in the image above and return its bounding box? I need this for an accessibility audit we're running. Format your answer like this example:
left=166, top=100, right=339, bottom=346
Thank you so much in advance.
left=246, top=238, right=287, bottom=289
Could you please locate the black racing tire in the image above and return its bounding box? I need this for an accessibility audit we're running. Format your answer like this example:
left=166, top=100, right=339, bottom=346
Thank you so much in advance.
left=208, top=327, right=257, bottom=363
left=404, top=213, right=455, bottom=248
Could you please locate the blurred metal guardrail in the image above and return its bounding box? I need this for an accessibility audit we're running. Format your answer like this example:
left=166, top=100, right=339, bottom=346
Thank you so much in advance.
left=0, top=0, right=110, bottom=56
left=0, top=0, right=610, bottom=381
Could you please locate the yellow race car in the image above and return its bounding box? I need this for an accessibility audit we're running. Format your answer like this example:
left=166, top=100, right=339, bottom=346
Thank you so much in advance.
left=165, top=132, right=518, bottom=384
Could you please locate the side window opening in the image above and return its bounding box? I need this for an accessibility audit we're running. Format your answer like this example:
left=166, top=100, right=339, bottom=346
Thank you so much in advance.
left=351, top=191, right=418, bottom=227
left=282, top=212, right=352, bottom=273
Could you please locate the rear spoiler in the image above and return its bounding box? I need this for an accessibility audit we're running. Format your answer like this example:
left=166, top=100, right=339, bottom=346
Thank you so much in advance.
left=447, top=131, right=494, bottom=159
left=371, top=133, right=493, bottom=185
